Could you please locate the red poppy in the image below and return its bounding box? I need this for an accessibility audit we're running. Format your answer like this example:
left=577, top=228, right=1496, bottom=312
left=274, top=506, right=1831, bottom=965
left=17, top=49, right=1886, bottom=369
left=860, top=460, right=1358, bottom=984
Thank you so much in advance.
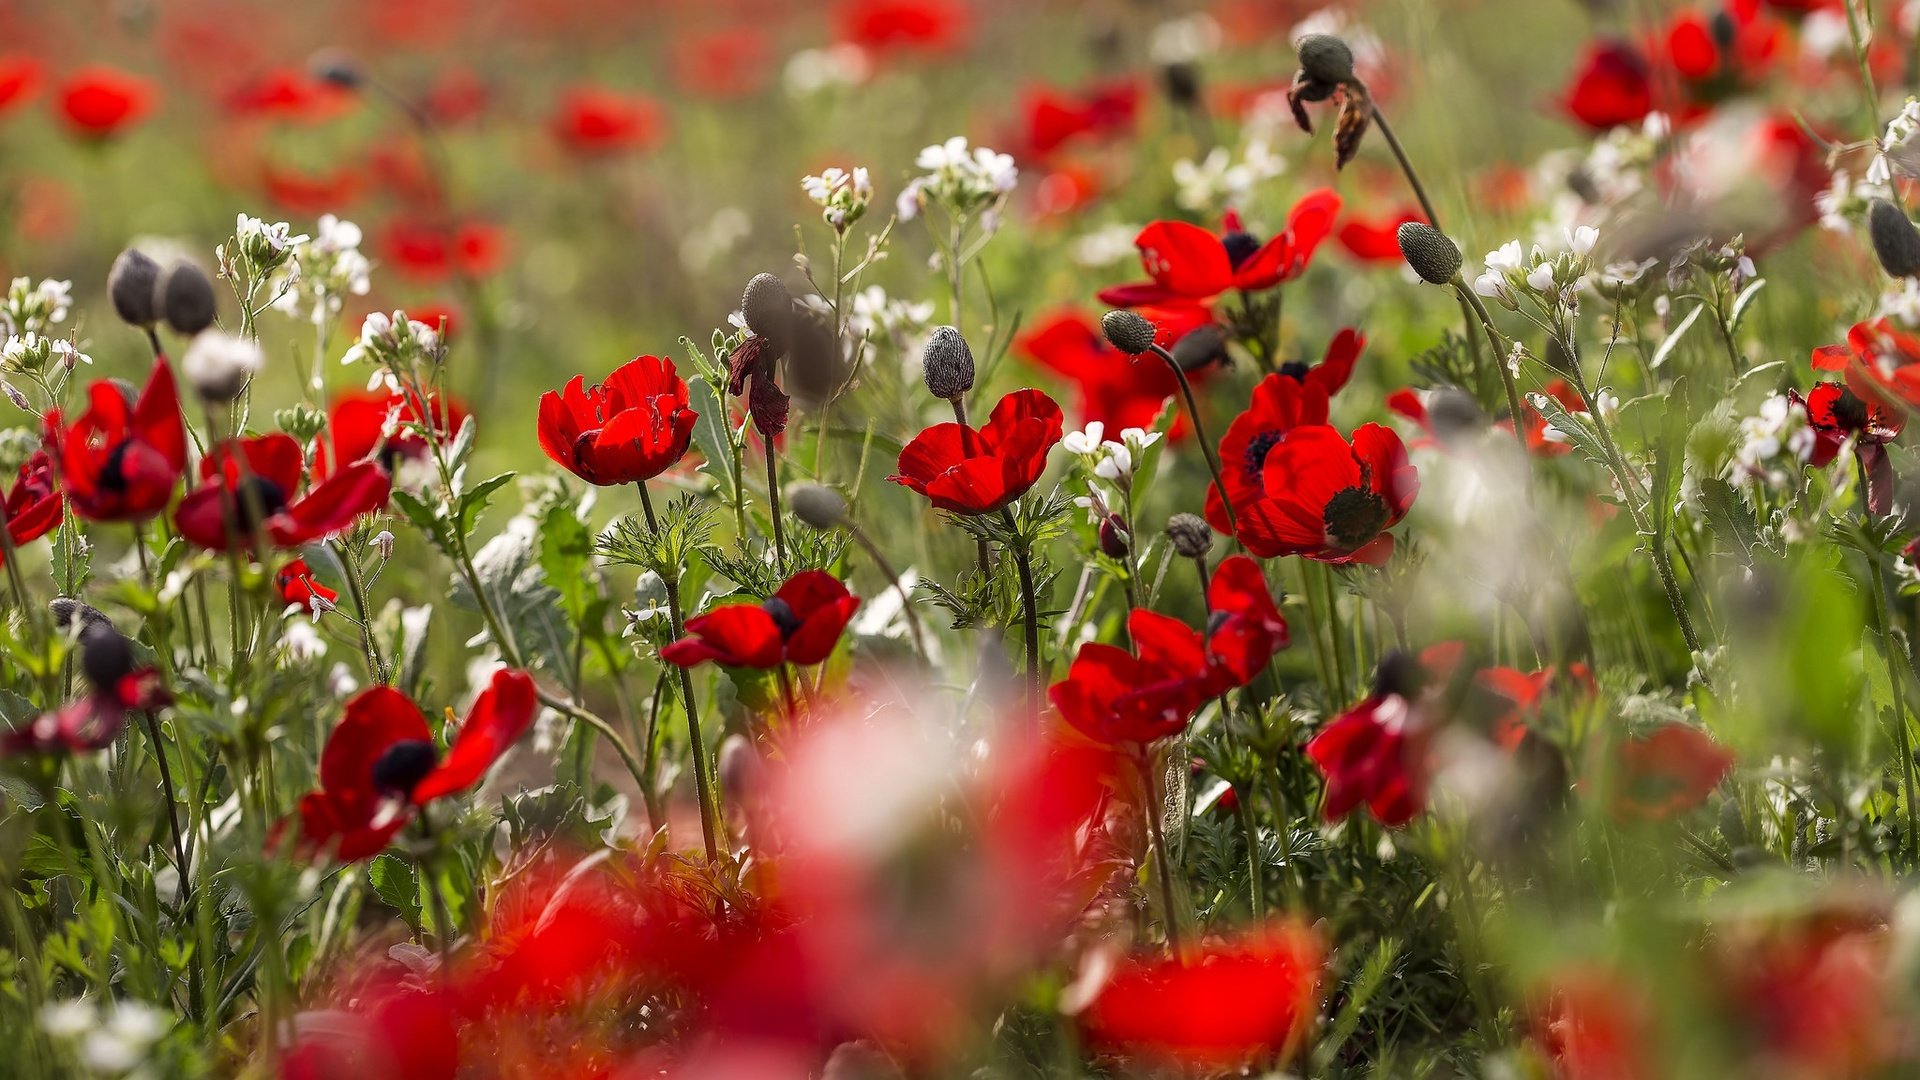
left=378, top=218, right=506, bottom=281
left=261, top=162, right=365, bottom=214
left=0, top=450, right=62, bottom=559
left=1079, top=922, right=1324, bottom=1068
left=1098, top=193, right=1341, bottom=308
left=1337, top=209, right=1426, bottom=263
left=224, top=67, right=352, bottom=122
left=405, top=302, right=460, bottom=342
left=1205, top=554, right=1289, bottom=687
left=424, top=67, right=489, bottom=126
left=56, top=66, right=154, bottom=139
left=1017, top=307, right=1212, bottom=437
left=1793, top=381, right=1903, bottom=513
left=1050, top=609, right=1219, bottom=745
left=317, top=387, right=467, bottom=479
left=660, top=571, right=860, bottom=669
left=1606, top=724, right=1732, bottom=821
left=173, top=433, right=391, bottom=552
left=1307, top=679, right=1425, bottom=827
left=836, top=0, right=968, bottom=52
left=1533, top=971, right=1655, bottom=1080
left=1560, top=40, right=1656, bottom=131
left=0, top=54, right=40, bottom=115
left=891, top=388, right=1064, bottom=515
left=1813, top=317, right=1920, bottom=411
left=295, top=669, right=538, bottom=861
left=1559, top=4, right=1786, bottom=133
left=673, top=27, right=771, bottom=99
left=537, top=355, right=698, bottom=487
left=275, top=558, right=339, bottom=614
left=1016, top=78, right=1141, bottom=160
left=1719, top=918, right=1896, bottom=1075
left=1231, top=423, right=1417, bottom=564
left=44, top=357, right=188, bottom=524
left=551, top=86, right=665, bottom=156
left=4, top=626, right=167, bottom=756
left=1205, top=368, right=1333, bottom=532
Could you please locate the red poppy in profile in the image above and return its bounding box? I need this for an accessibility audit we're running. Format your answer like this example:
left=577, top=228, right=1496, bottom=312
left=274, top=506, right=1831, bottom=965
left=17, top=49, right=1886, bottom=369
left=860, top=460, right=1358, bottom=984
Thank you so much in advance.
left=1205, top=554, right=1289, bottom=687
left=1306, top=650, right=1453, bottom=827
left=5, top=624, right=168, bottom=757
left=56, top=66, right=154, bottom=139
left=1017, top=78, right=1140, bottom=160
left=0, top=55, right=41, bottom=115
left=537, top=355, right=698, bottom=487
left=1233, top=422, right=1417, bottom=564
left=1050, top=609, right=1219, bottom=746
left=261, top=162, right=365, bottom=214
left=1017, top=307, right=1212, bottom=437
left=1080, top=922, right=1324, bottom=1068
left=275, top=558, right=339, bottom=614
left=1098, top=193, right=1342, bottom=307
left=673, top=28, right=771, bottom=99
left=1337, top=209, right=1425, bottom=263
left=1792, top=381, right=1903, bottom=513
left=1607, top=724, right=1733, bottom=821
left=224, top=67, right=352, bottom=122
left=837, top=0, right=968, bottom=52
left=44, top=357, right=188, bottom=524
left=1205, top=369, right=1333, bottom=532
left=1813, top=317, right=1920, bottom=410
left=1560, top=40, right=1655, bottom=131
left=661, top=571, right=860, bottom=669
left=379, top=218, right=506, bottom=281
left=551, top=86, right=665, bottom=156
left=0, top=451, right=63, bottom=559
left=892, top=388, right=1064, bottom=515
left=173, top=433, right=391, bottom=552
left=295, top=669, right=538, bottom=861
left=317, top=387, right=467, bottom=479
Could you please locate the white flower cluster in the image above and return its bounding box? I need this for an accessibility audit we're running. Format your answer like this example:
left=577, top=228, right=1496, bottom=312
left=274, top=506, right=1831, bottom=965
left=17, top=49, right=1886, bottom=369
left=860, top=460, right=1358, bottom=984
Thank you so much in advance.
left=1171, top=140, right=1286, bottom=213
left=1474, top=226, right=1600, bottom=312
left=1870, top=98, right=1920, bottom=185
left=1815, top=167, right=1893, bottom=235
left=40, top=996, right=171, bottom=1075
left=895, top=137, right=1018, bottom=226
left=848, top=285, right=933, bottom=343
left=1064, top=421, right=1163, bottom=487
left=341, top=309, right=445, bottom=389
left=271, top=214, right=373, bottom=326
left=229, top=212, right=308, bottom=273
left=802, top=167, right=874, bottom=230
left=1, top=276, right=71, bottom=337
left=1733, top=393, right=1816, bottom=490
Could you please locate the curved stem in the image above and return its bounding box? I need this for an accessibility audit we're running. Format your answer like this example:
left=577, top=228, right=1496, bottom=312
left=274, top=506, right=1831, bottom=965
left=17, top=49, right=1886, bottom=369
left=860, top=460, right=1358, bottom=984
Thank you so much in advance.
left=1147, top=344, right=1238, bottom=537
left=763, top=434, right=787, bottom=571
left=639, top=482, right=723, bottom=861
left=849, top=523, right=930, bottom=660
left=1369, top=104, right=1442, bottom=230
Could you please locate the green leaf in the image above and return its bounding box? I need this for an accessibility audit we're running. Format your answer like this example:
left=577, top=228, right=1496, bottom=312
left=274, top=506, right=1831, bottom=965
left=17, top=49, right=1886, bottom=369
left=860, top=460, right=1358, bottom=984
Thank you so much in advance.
left=687, top=375, right=736, bottom=502
left=1650, top=303, right=1705, bottom=370
left=1728, top=277, right=1767, bottom=338
left=1530, top=391, right=1611, bottom=471
left=367, top=853, right=422, bottom=931
left=1696, top=477, right=1760, bottom=567
left=457, top=471, right=517, bottom=534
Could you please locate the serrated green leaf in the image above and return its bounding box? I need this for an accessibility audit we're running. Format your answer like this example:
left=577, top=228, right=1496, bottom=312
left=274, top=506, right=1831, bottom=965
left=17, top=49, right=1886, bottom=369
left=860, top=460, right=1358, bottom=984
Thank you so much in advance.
left=1697, top=476, right=1760, bottom=566
left=367, top=853, right=422, bottom=930
left=457, top=471, right=517, bottom=534
left=687, top=375, right=736, bottom=502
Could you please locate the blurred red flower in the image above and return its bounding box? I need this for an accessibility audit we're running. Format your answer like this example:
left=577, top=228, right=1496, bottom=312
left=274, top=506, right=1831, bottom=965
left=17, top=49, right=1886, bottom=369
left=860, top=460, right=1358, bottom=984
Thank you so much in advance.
left=379, top=218, right=506, bottom=281
left=1337, top=209, right=1426, bottom=263
left=1720, top=917, right=1899, bottom=1075
left=674, top=27, right=772, bottom=99
left=1560, top=41, right=1656, bottom=131
left=224, top=67, right=353, bottom=122
left=1558, top=3, right=1786, bottom=132
left=44, top=357, right=188, bottom=523
left=174, top=433, right=392, bottom=551
left=1099, top=194, right=1341, bottom=307
left=536, top=354, right=698, bottom=486
left=0, top=451, right=61, bottom=560
left=1607, top=724, right=1733, bottom=821
left=0, top=54, right=40, bottom=115
left=891, top=388, right=1064, bottom=515
left=836, top=0, right=968, bottom=52
left=1016, top=78, right=1140, bottom=160
left=661, top=571, right=861, bottom=669
left=56, top=65, right=154, bottom=139
left=274, top=557, right=339, bottom=614
left=295, top=669, right=538, bottom=860
left=1534, top=970, right=1655, bottom=1080
left=1017, top=306, right=1212, bottom=437
left=551, top=86, right=665, bottom=155
left=261, top=162, right=366, bottom=214
left=1229, top=423, right=1417, bottom=564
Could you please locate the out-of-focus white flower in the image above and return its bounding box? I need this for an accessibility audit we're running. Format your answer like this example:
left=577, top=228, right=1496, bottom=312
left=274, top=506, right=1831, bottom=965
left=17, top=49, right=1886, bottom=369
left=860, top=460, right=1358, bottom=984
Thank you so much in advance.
left=1881, top=278, right=1920, bottom=326
left=282, top=619, right=328, bottom=661
left=1816, top=168, right=1891, bottom=234
left=1069, top=223, right=1141, bottom=267
left=783, top=44, right=873, bottom=96
left=897, top=137, right=1018, bottom=222
left=272, top=214, right=373, bottom=325
left=1734, top=392, right=1815, bottom=490
left=802, top=167, right=874, bottom=229
left=1149, top=13, right=1221, bottom=64
left=1870, top=99, right=1920, bottom=184
left=40, top=998, right=95, bottom=1039
left=847, top=285, right=934, bottom=344
left=2, top=276, right=73, bottom=337
left=1171, top=140, right=1286, bottom=213
left=181, top=331, right=264, bottom=402
left=678, top=206, right=752, bottom=273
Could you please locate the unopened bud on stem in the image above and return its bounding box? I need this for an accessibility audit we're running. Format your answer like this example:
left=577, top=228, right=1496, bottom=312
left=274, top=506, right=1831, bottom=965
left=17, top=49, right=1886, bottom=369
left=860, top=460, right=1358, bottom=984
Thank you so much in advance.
left=787, top=483, right=848, bottom=529
left=1294, top=34, right=1356, bottom=85
left=1396, top=222, right=1463, bottom=285
left=1165, top=513, right=1214, bottom=559
left=1869, top=198, right=1920, bottom=278
left=156, top=260, right=217, bottom=336
left=741, top=273, right=794, bottom=353
left=921, top=325, right=975, bottom=401
left=1100, top=309, right=1158, bottom=356
left=108, top=249, right=161, bottom=327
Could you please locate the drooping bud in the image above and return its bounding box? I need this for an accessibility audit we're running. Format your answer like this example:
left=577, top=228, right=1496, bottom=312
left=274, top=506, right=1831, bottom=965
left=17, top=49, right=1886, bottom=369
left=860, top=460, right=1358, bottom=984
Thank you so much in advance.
left=1098, top=514, right=1130, bottom=559
left=921, top=325, right=975, bottom=401
left=181, top=331, right=263, bottom=403
left=1165, top=513, right=1214, bottom=558
left=1396, top=222, right=1463, bottom=284
left=107, top=249, right=161, bottom=327
left=788, top=483, right=848, bottom=529
left=1869, top=198, right=1920, bottom=278
left=373, top=530, right=396, bottom=560
left=1171, top=324, right=1229, bottom=371
left=1294, top=34, right=1356, bottom=85
left=307, top=48, right=364, bottom=90
left=155, top=260, right=217, bottom=336
left=78, top=625, right=136, bottom=696
left=741, top=273, right=794, bottom=353
left=1100, top=309, right=1158, bottom=356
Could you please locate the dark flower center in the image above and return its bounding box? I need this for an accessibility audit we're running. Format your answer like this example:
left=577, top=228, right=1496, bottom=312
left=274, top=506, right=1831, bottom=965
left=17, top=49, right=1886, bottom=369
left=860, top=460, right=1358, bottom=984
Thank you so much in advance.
left=1277, top=360, right=1311, bottom=381
left=762, top=596, right=803, bottom=639
left=1831, top=387, right=1869, bottom=432
left=98, top=440, right=134, bottom=492
left=1222, top=230, right=1263, bottom=270
left=1372, top=649, right=1426, bottom=699
left=1241, top=429, right=1282, bottom=482
left=1322, top=485, right=1390, bottom=551
left=371, top=739, right=439, bottom=798
left=229, top=475, right=290, bottom=532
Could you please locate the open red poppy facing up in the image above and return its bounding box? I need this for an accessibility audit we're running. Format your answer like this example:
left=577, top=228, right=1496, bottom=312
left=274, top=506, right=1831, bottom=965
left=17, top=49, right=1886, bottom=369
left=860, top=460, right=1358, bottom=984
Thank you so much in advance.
left=1231, top=423, right=1418, bottom=564
left=1206, top=369, right=1333, bottom=533
left=295, top=669, right=538, bottom=861
left=1097, top=192, right=1341, bottom=308
left=661, top=571, right=860, bottom=670
left=1606, top=724, right=1734, bottom=822
left=537, top=354, right=698, bottom=487
left=56, top=65, right=154, bottom=139
left=174, top=433, right=391, bottom=552
left=892, top=388, right=1064, bottom=515
left=44, top=356, right=188, bottom=524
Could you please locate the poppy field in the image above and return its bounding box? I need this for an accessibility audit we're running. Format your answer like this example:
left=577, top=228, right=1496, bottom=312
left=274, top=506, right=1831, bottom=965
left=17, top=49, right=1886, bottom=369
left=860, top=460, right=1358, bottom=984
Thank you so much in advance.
left=9, top=0, right=1920, bottom=1076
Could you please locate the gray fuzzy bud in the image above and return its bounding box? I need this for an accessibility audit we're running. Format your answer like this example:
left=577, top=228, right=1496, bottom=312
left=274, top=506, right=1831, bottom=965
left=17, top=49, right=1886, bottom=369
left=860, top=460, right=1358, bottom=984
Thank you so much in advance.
left=1869, top=198, right=1920, bottom=278
left=1101, top=309, right=1158, bottom=355
left=742, top=273, right=794, bottom=352
left=50, top=597, right=115, bottom=636
left=108, top=249, right=161, bottom=327
left=788, top=483, right=847, bottom=529
left=1295, top=34, right=1356, bottom=85
left=1425, top=388, right=1488, bottom=446
left=921, top=325, right=975, bottom=400
left=307, top=48, right=364, bottom=89
left=156, top=260, right=217, bottom=336
left=1396, top=222, right=1463, bottom=285
left=1171, top=324, right=1227, bottom=372
left=1165, top=513, right=1214, bottom=559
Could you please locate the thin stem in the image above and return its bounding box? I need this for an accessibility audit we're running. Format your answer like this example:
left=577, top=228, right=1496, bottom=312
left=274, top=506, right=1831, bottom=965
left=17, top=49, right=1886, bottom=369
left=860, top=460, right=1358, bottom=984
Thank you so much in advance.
left=533, top=686, right=652, bottom=804
left=1146, top=343, right=1238, bottom=536
left=1001, top=508, right=1043, bottom=717
left=1236, top=786, right=1265, bottom=920
left=1454, top=283, right=1535, bottom=475
left=1140, top=751, right=1186, bottom=958
left=640, top=482, right=722, bottom=861
left=1369, top=103, right=1443, bottom=230
left=951, top=398, right=992, bottom=576
left=141, top=710, right=190, bottom=890
left=763, top=433, right=788, bottom=571
left=332, top=539, right=387, bottom=684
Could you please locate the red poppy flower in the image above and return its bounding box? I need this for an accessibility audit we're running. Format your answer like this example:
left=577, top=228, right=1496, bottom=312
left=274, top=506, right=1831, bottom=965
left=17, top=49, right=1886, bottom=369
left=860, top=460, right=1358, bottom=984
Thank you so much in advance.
left=1017, top=307, right=1212, bottom=437
left=1792, top=381, right=1903, bottom=514
left=1205, top=554, right=1289, bottom=687
left=672, top=28, right=771, bottom=99
left=295, top=669, right=538, bottom=861
left=551, top=86, right=665, bottom=156
left=537, top=355, right=698, bottom=487
left=1813, top=317, right=1920, bottom=410
left=0, top=55, right=41, bottom=115
left=316, top=387, right=467, bottom=479
left=1719, top=918, right=1896, bottom=1075
left=1606, top=724, right=1732, bottom=821
left=4, top=626, right=167, bottom=756
left=1080, top=922, right=1324, bottom=1068
left=1, top=450, right=62, bottom=559
left=173, top=433, right=391, bottom=552
left=660, top=571, right=860, bottom=669
left=1337, top=209, right=1425, bottom=263
left=836, top=0, right=968, bottom=52
left=378, top=218, right=506, bottom=281
left=56, top=66, right=154, bottom=139
left=424, top=67, right=489, bottom=126
left=224, top=67, right=352, bottom=122
left=261, top=162, right=365, bottom=214
left=1307, top=683, right=1425, bottom=826
left=1098, top=192, right=1341, bottom=308
left=1560, top=40, right=1655, bottom=131
left=1050, top=609, right=1220, bottom=745
left=276, top=558, right=339, bottom=614
left=1560, top=5, right=1785, bottom=133
left=1205, top=368, right=1334, bottom=532
left=44, top=356, right=188, bottom=524
left=1231, top=423, right=1417, bottom=564
left=1016, top=78, right=1140, bottom=160
left=1533, top=971, right=1655, bottom=1080
left=891, top=388, right=1064, bottom=515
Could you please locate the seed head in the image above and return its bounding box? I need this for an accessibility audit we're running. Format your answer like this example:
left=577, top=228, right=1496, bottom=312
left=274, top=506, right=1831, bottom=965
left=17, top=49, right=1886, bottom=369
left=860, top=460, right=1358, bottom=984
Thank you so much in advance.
left=1295, top=34, right=1356, bottom=85
left=1869, top=198, right=1920, bottom=278
left=1165, top=513, right=1214, bottom=559
left=921, top=325, right=976, bottom=401
left=156, top=260, right=217, bottom=336
left=1396, top=222, right=1463, bottom=284
left=788, top=483, right=848, bottom=530
left=107, top=249, right=161, bottom=328
left=1100, top=309, right=1158, bottom=355
left=741, top=273, right=794, bottom=352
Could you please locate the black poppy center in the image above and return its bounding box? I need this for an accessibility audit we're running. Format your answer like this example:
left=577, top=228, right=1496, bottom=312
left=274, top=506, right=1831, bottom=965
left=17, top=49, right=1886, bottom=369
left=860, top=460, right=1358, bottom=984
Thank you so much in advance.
left=1221, top=230, right=1263, bottom=271
left=1241, top=430, right=1283, bottom=482
left=98, top=440, right=134, bottom=493
left=1277, top=360, right=1311, bottom=381
left=372, top=739, right=439, bottom=797
left=762, top=596, right=803, bottom=640
left=1831, top=388, right=1869, bottom=432
left=1322, top=486, right=1390, bottom=551
left=230, top=475, right=290, bottom=532
left=1372, top=649, right=1426, bottom=700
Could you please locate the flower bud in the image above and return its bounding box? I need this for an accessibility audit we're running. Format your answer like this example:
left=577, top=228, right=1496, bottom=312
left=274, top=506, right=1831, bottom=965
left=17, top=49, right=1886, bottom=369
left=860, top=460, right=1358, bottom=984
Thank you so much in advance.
left=1869, top=198, right=1920, bottom=278
left=921, top=325, right=975, bottom=400
left=741, top=273, right=794, bottom=353
left=107, top=249, right=161, bottom=327
left=181, top=331, right=263, bottom=403
left=1098, top=514, right=1130, bottom=559
left=717, top=732, right=762, bottom=807
left=78, top=624, right=136, bottom=696
left=156, top=260, right=217, bottom=336
left=50, top=597, right=115, bottom=636
left=1165, top=513, right=1214, bottom=558
left=1396, top=222, right=1463, bottom=284
left=307, top=48, right=364, bottom=89
left=1100, top=309, right=1158, bottom=356
left=1171, top=324, right=1228, bottom=372
left=373, top=530, right=396, bottom=560
left=1425, top=388, right=1489, bottom=446
left=1294, top=34, right=1356, bottom=85
left=788, top=482, right=848, bottom=529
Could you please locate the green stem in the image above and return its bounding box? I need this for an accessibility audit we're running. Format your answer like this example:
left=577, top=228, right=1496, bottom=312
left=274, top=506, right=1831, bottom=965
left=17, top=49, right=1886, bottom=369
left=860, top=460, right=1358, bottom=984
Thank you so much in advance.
left=640, top=482, right=723, bottom=861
